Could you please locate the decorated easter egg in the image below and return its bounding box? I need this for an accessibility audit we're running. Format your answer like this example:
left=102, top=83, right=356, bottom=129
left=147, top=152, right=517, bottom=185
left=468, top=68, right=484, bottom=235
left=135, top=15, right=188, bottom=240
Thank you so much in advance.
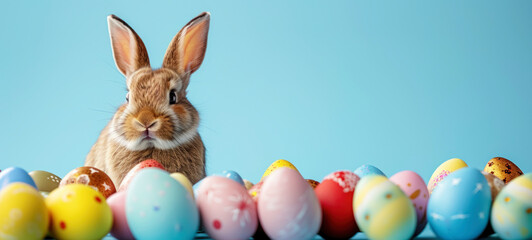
left=427, top=158, right=468, bottom=194
left=119, top=159, right=165, bottom=191
left=60, top=166, right=116, bottom=198
left=248, top=180, right=264, bottom=201
left=126, top=168, right=198, bottom=239
left=216, top=170, right=245, bottom=186
left=0, top=183, right=48, bottom=239
left=315, top=170, right=360, bottom=239
left=258, top=168, right=322, bottom=240
left=261, top=159, right=299, bottom=181
left=479, top=171, right=506, bottom=237
left=46, top=184, right=112, bottom=239
left=170, top=172, right=194, bottom=198
left=306, top=179, right=320, bottom=189
left=491, top=173, right=532, bottom=239
left=29, top=170, right=61, bottom=192
left=107, top=191, right=134, bottom=240
left=0, top=167, right=37, bottom=190
left=484, top=157, right=523, bottom=184
left=354, top=164, right=385, bottom=178
left=354, top=175, right=416, bottom=239
left=196, top=176, right=258, bottom=240
left=427, top=167, right=491, bottom=239
left=390, top=170, right=429, bottom=237
left=243, top=179, right=254, bottom=190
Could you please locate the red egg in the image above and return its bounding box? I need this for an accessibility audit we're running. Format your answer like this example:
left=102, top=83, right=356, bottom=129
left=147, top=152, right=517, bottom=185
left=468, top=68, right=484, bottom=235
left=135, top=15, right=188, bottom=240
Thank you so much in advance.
left=315, top=170, right=360, bottom=239
left=118, top=159, right=165, bottom=191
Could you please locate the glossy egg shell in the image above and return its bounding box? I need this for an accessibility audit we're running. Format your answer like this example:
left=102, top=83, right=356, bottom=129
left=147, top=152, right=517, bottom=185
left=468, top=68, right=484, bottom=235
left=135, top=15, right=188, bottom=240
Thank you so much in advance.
left=427, top=167, right=491, bottom=239
left=196, top=176, right=258, bottom=240
left=126, top=168, right=198, bottom=239
left=243, top=179, right=254, bottom=190
left=354, top=164, right=386, bottom=178
left=306, top=179, right=320, bottom=189
left=427, top=158, right=468, bottom=194
left=217, top=170, right=245, bottom=186
left=389, top=170, right=429, bottom=237
left=0, top=167, right=37, bottom=190
left=0, top=183, right=49, bottom=239
left=170, top=172, right=194, bottom=198
left=46, top=184, right=112, bottom=239
left=261, top=159, right=299, bottom=181
left=315, top=170, right=360, bottom=239
left=60, top=166, right=116, bottom=198
left=30, top=170, right=62, bottom=192
left=484, top=157, right=523, bottom=184
left=119, top=159, right=165, bottom=191
left=107, top=191, right=134, bottom=240
left=354, top=175, right=416, bottom=240
left=491, top=173, right=532, bottom=239
left=258, top=167, right=322, bottom=240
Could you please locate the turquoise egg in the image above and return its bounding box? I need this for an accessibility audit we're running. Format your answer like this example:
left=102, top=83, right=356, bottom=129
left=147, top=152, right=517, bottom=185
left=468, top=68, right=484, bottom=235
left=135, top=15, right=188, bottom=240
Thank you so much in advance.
left=354, top=164, right=386, bottom=178
left=216, top=170, right=245, bottom=186
left=427, top=167, right=491, bottom=239
left=491, top=173, right=532, bottom=239
left=126, top=168, right=199, bottom=239
left=353, top=175, right=416, bottom=239
left=0, top=167, right=37, bottom=190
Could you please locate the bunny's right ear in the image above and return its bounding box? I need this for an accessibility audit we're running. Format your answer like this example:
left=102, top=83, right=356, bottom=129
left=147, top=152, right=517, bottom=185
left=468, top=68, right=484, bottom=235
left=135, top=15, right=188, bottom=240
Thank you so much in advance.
left=107, top=15, right=150, bottom=77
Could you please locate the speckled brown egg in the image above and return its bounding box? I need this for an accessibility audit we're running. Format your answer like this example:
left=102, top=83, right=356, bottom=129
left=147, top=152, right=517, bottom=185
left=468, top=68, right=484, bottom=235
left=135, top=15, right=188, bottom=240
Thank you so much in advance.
left=484, top=157, right=523, bottom=184
left=481, top=171, right=505, bottom=201
left=243, top=179, right=254, bottom=190
left=60, top=166, right=116, bottom=198
left=29, top=170, right=62, bottom=192
left=306, top=179, right=320, bottom=189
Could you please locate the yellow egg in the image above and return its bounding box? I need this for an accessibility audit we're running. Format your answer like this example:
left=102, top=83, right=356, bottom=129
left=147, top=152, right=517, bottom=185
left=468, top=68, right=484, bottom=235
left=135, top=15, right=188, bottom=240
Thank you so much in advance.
left=46, top=184, right=112, bottom=239
left=170, top=172, right=194, bottom=198
left=0, top=183, right=49, bottom=239
left=261, top=159, right=299, bottom=181
left=427, top=158, right=468, bottom=194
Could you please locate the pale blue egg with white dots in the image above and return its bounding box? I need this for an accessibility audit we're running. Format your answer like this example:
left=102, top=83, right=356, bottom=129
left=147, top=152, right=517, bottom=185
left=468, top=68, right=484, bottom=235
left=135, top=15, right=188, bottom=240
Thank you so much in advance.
left=354, top=164, right=386, bottom=178
left=427, top=167, right=491, bottom=239
left=126, top=168, right=199, bottom=239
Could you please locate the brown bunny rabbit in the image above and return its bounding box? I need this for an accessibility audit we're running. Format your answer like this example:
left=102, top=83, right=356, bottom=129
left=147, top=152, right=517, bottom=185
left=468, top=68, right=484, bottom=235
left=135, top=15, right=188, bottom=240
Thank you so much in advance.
left=85, top=12, right=210, bottom=187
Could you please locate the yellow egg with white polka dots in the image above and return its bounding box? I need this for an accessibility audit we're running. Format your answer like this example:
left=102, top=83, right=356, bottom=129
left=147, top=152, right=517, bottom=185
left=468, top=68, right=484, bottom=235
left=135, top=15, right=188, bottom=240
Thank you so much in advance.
left=0, top=182, right=49, bottom=239
left=46, top=184, right=112, bottom=239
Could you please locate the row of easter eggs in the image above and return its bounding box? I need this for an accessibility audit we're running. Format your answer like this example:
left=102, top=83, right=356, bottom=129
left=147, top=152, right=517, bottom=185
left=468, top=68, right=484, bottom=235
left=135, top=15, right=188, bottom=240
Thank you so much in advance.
left=0, top=157, right=530, bottom=240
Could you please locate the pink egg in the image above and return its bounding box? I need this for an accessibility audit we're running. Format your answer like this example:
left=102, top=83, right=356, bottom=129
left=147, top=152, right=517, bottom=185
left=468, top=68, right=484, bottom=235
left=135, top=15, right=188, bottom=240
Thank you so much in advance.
left=389, top=170, right=429, bottom=237
left=258, top=167, right=322, bottom=240
left=107, top=191, right=134, bottom=240
left=196, top=176, right=258, bottom=240
left=118, top=159, right=165, bottom=191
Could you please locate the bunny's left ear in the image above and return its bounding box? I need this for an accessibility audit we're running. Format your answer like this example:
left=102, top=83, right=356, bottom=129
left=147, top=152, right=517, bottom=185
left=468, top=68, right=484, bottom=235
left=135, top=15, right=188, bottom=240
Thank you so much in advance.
left=163, top=12, right=210, bottom=75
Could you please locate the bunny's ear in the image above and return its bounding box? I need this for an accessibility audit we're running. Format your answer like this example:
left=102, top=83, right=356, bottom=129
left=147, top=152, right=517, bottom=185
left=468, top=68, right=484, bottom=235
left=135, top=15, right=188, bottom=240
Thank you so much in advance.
left=163, top=12, right=210, bottom=75
left=108, top=15, right=150, bottom=77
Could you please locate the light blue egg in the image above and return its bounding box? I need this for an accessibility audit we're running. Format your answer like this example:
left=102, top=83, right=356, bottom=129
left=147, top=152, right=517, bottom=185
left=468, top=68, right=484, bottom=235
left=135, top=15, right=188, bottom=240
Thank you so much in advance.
left=354, top=164, right=386, bottom=178
left=126, top=168, right=199, bottom=240
left=427, top=167, right=491, bottom=239
left=0, top=167, right=37, bottom=190
left=214, top=170, right=245, bottom=186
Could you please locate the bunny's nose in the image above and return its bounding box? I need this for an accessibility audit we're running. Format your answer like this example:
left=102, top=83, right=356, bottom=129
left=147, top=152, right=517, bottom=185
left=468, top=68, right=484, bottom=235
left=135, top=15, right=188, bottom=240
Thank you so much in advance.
left=134, top=109, right=160, bottom=131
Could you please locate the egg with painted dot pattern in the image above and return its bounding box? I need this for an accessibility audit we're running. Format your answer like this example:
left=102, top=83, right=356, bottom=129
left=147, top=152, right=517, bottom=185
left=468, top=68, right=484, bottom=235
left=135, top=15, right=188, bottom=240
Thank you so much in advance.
left=484, top=157, right=523, bottom=184
left=60, top=166, right=116, bottom=198
left=126, top=168, right=199, bottom=239
left=389, top=170, right=429, bottom=237
left=45, top=184, right=112, bottom=239
left=0, top=182, right=49, bottom=239
left=196, top=176, right=258, bottom=240
left=427, top=158, right=468, bottom=194
left=354, top=164, right=386, bottom=178
left=353, top=175, right=416, bottom=240
left=491, top=173, right=532, bottom=239
left=427, top=167, right=491, bottom=239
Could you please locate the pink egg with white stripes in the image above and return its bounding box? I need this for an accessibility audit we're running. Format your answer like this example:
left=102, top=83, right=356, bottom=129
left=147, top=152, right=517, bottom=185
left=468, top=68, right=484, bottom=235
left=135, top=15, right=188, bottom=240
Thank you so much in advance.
left=196, top=176, right=258, bottom=240
left=390, top=170, right=429, bottom=237
left=258, top=167, right=322, bottom=240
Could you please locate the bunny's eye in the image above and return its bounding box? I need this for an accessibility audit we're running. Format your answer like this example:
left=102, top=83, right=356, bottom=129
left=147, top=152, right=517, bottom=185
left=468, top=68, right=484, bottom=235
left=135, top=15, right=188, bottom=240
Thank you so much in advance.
left=169, top=90, right=177, bottom=104
left=126, top=92, right=130, bottom=103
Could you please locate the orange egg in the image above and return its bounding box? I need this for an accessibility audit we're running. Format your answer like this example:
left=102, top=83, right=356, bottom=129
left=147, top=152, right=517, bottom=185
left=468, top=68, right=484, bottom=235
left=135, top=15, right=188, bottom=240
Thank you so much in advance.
left=483, top=157, right=523, bottom=184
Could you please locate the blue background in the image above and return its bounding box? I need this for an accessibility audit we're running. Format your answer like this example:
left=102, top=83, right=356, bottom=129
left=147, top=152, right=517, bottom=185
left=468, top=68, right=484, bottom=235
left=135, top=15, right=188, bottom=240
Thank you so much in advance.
left=1, top=1, right=531, bottom=186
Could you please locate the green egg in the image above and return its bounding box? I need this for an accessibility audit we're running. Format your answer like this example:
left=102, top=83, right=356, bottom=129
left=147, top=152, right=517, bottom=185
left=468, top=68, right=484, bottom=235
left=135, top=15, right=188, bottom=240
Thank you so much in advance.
left=29, top=170, right=62, bottom=192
